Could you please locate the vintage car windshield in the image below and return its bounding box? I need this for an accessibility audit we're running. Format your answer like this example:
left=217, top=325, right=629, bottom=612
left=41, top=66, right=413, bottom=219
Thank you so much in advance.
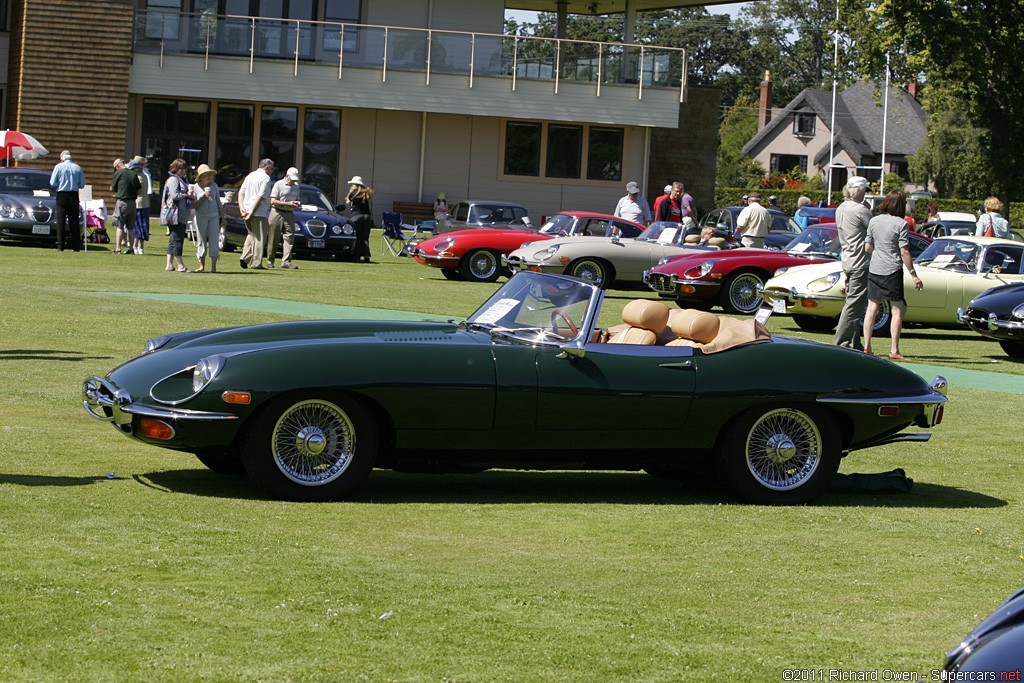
left=638, top=221, right=687, bottom=245
left=0, top=171, right=53, bottom=196
left=469, top=204, right=528, bottom=224
left=915, top=239, right=982, bottom=272
left=538, top=214, right=576, bottom=236
left=298, top=187, right=333, bottom=211
left=782, top=226, right=841, bottom=257
left=464, top=273, right=596, bottom=343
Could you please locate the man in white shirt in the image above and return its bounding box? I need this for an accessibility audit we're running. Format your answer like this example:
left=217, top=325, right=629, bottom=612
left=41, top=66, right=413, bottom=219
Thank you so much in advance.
left=613, top=181, right=652, bottom=226
left=237, top=158, right=275, bottom=270
left=736, top=191, right=771, bottom=248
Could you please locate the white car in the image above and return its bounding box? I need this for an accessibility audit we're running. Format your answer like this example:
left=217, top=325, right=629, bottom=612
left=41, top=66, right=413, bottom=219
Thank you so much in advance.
left=762, top=236, right=1024, bottom=332
left=506, top=221, right=722, bottom=288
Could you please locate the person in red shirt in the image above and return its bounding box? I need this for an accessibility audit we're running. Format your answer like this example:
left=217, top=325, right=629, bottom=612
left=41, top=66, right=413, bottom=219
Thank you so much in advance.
left=655, top=182, right=685, bottom=223
left=652, top=184, right=672, bottom=220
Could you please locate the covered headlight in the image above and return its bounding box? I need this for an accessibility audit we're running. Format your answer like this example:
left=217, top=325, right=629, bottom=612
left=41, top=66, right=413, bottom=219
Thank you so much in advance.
left=774, top=266, right=790, bottom=277
left=434, top=237, right=456, bottom=253
left=686, top=260, right=716, bottom=279
left=806, top=271, right=842, bottom=293
left=0, top=204, right=11, bottom=218
left=533, top=244, right=560, bottom=260
left=1013, top=302, right=1024, bottom=320
left=142, top=335, right=172, bottom=354
left=192, top=355, right=226, bottom=393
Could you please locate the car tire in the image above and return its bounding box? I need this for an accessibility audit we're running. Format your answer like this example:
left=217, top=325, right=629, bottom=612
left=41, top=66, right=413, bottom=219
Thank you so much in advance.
left=718, top=405, right=841, bottom=505
left=194, top=447, right=247, bottom=475
left=792, top=314, right=837, bottom=332
left=568, top=258, right=612, bottom=288
left=218, top=227, right=234, bottom=253
left=459, top=249, right=501, bottom=282
left=441, top=269, right=460, bottom=280
left=718, top=269, right=766, bottom=315
left=241, top=391, right=377, bottom=502
left=999, top=340, right=1024, bottom=358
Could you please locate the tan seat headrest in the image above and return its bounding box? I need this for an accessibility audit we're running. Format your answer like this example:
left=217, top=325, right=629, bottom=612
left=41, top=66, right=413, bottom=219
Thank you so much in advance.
left=621, top=299, right=669, bottom=333
left=669, top=308, right=721, bottom=344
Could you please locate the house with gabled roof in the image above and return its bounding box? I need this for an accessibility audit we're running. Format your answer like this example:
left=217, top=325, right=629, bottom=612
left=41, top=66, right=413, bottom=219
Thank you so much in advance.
left=742, top=78, right=927, bottom=193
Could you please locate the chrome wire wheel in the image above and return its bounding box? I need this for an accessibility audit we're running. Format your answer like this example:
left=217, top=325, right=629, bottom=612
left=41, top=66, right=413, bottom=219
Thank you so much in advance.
left=722, top=271, right=765, bottom=314
left=569, top=259, right=608, bottom=287
left=461, top=249, right=500, bottom=282
left=744, top=408, right=822, bottom=491
left=271, top=399, right=356, bottom=486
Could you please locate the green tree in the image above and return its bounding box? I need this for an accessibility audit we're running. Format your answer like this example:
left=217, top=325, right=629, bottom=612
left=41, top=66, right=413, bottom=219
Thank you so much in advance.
left=908, top=102, right=992, bottom=198
left=716, top=96, right=761, bottom=187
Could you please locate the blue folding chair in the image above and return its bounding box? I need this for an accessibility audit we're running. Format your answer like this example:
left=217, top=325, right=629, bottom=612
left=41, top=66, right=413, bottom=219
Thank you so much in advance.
left=380, top=211, right=409, bottom=256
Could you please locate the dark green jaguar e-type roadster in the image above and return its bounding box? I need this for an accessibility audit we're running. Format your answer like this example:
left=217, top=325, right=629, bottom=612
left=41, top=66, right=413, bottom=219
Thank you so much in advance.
left=83, top=271, right=946, bottom=504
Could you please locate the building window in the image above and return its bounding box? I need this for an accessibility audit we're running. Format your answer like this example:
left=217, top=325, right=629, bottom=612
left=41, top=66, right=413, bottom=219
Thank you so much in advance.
left=215, top=103, right=254, bottom=187
left=545, top=125, right=582, bottom=179
left=141, top=99, right=211, bottom=186
left=504, top=122, right=542, bottom=177
left=503, top=121, right=623, bottom=183
left=0, top=0, right=9, bottom=31
left=793, top=112, right=815, bottom=136
left=303, top=109, right=341, bottom=200
left=323, top=0, right=361, bottom=52
left=260, top=106, right=298, bottom=181
left=770, top=153, right=807, bottom=175
left=889, top=159, right=908, bottom=177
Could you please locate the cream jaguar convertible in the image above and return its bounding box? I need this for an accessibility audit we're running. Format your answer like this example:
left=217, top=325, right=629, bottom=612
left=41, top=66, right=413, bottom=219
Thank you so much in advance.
left=762, top=236, right=1024, bottom=332
left=506, top=221, right=723, bottom=288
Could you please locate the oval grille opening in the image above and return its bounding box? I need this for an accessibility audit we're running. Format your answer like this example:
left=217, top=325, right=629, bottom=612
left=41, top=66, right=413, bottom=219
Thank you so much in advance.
left=33, top=205, right=53, bottom=222
left=305, top=219, right=326, bottom=238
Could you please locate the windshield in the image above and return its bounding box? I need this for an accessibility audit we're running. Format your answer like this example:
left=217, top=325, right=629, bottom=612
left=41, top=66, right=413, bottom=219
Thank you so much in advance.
left=915, top=239, right=981, bottom=272
left=783, top=226, right=841, bottom=257
left=539, top=214, right=576, bottom=236
left=639, top=221, right=687, bottom=245
left=0, top=171, right=53, bottom=195
left=468, top=204, right=528, bottom=224
left=465, top=272, right=597, bottom=344
left=298, top=187, right=333, bottom=211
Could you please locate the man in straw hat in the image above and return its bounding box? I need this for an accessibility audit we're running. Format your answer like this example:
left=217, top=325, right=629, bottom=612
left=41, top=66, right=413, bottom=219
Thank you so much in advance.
left=237, top=158, right=275, bottom=269
left=268, top=167, right=302, bottom=269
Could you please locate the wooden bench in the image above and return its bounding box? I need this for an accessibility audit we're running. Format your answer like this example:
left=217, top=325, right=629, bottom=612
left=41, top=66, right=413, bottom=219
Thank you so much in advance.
left=392, top=201, right=435, bottom=223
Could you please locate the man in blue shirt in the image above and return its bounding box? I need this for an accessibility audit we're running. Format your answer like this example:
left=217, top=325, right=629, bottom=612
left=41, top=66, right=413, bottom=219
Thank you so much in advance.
left=49, top=150, right=86, bottom=251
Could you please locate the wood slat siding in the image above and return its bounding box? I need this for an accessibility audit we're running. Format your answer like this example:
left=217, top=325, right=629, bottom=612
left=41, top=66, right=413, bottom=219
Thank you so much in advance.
left=9, top=0, right=135, bottom=204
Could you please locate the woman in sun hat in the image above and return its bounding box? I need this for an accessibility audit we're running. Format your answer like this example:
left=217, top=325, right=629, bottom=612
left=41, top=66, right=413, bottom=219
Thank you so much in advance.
left=189, top=163, right=224, bottom=272
left=346, top=175, right=374, bottom=263
left=433, top=191, right=449, bottom=225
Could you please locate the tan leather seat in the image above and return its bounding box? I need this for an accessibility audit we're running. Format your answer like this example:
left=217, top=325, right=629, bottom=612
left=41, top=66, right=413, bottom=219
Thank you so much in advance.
left=666, top=309, right=721, bottom=347
left=608, top=299, right=670, bottom=345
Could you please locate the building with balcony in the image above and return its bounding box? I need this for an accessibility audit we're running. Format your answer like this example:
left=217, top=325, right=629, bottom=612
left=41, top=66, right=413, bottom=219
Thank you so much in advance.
left=4, top=0, right=721, bottom=220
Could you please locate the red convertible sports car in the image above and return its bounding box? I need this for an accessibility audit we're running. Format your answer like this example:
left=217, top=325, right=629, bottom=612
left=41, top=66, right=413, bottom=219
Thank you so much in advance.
left=409, top=211, right=645, bottom=282
left=644, top=225, right=932, bottom=315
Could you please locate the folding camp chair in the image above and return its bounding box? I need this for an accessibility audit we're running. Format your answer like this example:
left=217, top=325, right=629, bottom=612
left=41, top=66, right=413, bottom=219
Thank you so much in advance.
left=380, top=211, right=409, bottom=256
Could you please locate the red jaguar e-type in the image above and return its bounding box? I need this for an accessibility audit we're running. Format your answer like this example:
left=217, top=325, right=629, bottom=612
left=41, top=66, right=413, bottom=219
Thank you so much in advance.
left=409, top=211, right=645, bottom=282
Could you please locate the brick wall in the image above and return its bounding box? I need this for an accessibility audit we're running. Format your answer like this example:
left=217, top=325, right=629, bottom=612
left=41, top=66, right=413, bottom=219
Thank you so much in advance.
left=8, top=0, right=135, bottom=204
left=648, top=86, right=721, bottom=217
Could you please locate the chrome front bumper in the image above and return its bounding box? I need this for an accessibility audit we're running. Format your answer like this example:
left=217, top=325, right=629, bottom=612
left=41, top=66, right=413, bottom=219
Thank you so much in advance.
left=762, top=286, right=846, bottom=306
left=83, top=375, right=238, bottom=429
left=957, top=307, right=1024, bottom=332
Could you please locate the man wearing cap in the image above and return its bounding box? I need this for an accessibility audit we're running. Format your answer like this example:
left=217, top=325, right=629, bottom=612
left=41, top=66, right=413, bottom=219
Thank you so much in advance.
left=133, top=155, right=153, bottom=255
left=652, top=184, right=672, bottom=220
left=613, top=181, right=652, bottom=226
left=49, top=150, right=86, bottom=251
left=833, top=175, right=873, bottom=350
left=112, top=158, right=142, bottom=255
left=237, top=158, right=275, bottom=269
left=736, top=191, right=771, bottom=248
left=267, top=167, right=302, bottom=270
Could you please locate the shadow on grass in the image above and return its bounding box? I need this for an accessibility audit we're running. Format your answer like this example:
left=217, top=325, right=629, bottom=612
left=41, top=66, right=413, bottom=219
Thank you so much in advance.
left=0, top=349, right=113, bottom=362
left=132, top=468, right=1007, bottom=508
left=0, top=473, right=119, bottom=487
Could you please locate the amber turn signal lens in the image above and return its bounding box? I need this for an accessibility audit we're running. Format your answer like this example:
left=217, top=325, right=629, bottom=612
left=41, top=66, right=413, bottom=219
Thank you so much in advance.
left=140, top=418, right=174, bottom=440
left=222, top=391, right=251, bottom=405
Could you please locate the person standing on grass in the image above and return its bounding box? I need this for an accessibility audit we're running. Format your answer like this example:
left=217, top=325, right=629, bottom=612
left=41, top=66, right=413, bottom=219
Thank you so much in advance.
left=133, top=155, right=153, bottom=255
left=112, top=159, right=142, bottom=256
left=346, top=175, right=374, bottom=263
left=189, top=164, right=223, bottom=273
left=49, top=150, right=86, bottom=252
left=161, top=158, right=192, bottom=273
left=833, top=176, right=872, bottom=351
left=237, top=158, right=275, bottom=270
left=862, top=189, right=923, bottom=360
left=268, top=167, right=302, bottom=270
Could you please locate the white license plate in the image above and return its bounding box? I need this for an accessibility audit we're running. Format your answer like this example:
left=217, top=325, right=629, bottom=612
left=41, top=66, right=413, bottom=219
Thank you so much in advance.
left=308, top=238, right=325, bottom=248
left=32, top=224, right=51, bottom=235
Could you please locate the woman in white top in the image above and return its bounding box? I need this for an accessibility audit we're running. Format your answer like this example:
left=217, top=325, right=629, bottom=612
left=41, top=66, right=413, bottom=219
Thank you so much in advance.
left=189, top=164, right=224, bottom=273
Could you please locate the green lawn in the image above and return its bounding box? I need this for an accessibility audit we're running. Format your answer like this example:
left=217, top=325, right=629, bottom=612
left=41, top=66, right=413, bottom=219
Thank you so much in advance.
left=1, top=233, right=1021, bottom=681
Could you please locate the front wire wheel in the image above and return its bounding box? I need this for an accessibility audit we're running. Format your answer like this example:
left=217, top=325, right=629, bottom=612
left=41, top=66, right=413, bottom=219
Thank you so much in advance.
left=459, top=249, right=501, bottom=282
left=719, top=406, right=840, bottom=504
left=242, top=392, right=377, bottom=501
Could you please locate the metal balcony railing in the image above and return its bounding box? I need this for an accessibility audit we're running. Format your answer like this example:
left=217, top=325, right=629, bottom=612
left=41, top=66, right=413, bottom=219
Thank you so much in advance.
left=134, top=10, right=688, bottom=102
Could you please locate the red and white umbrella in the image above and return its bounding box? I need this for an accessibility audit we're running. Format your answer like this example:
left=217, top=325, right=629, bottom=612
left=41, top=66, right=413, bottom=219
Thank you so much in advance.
left=0, top=130, right=48, bottom=161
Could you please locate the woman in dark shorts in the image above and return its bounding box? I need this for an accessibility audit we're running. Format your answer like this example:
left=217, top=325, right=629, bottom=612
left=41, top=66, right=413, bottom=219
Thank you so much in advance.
left=862, top=190, right=923, bottom=360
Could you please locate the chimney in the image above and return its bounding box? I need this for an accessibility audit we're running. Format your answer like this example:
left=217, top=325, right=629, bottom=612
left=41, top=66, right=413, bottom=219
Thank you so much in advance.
left=759, top=70, right=773, bottom=130
left=907, top=77, right=919, bottom=100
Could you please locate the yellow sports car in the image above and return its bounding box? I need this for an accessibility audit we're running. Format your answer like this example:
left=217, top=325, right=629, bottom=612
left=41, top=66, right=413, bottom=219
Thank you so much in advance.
left=762, top=236, right=1024, bottom=332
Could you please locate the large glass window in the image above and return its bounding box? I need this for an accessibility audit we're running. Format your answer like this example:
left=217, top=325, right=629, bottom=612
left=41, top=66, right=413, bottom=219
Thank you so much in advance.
left=141, top=99, right=210, bottom=185
left=504, top=122, right=542, bottom=177
left=545, top=125, right=582, bottom=179
left=215, top=104, right=254, bottom=187
left=503, top=121, right=623, bottom=183
left=302, top=109, right=341, bottom=200
left=771, top=153, right=808, bottom=174
left=260, top=106, right=298, bottom=181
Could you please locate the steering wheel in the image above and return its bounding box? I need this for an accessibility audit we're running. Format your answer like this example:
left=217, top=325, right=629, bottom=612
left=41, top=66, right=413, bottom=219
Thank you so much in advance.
left=551, top=309, right=579, bottom=338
